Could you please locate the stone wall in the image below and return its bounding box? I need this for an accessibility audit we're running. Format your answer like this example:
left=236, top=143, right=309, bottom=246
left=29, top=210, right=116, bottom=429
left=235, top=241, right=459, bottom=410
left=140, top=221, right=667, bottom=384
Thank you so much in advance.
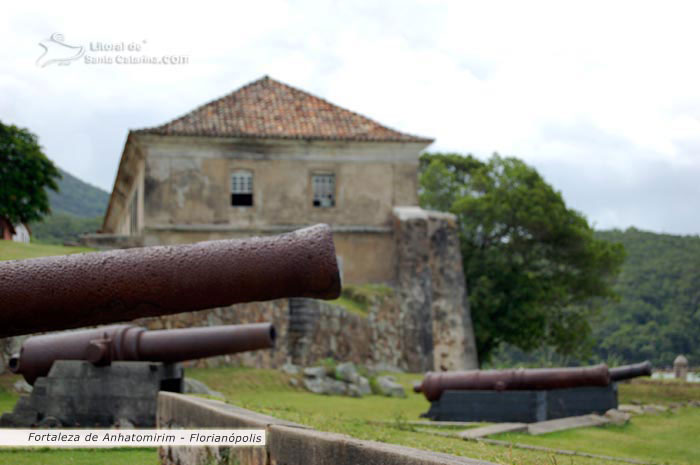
left=393, top=207, right=479, bottom=371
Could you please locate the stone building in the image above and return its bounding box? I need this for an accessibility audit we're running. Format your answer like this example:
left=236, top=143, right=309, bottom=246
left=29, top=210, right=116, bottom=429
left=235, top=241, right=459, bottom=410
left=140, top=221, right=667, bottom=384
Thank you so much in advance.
left=83, top=76, right=479, bottom=372
left=97, top=76, right=432, bottom=284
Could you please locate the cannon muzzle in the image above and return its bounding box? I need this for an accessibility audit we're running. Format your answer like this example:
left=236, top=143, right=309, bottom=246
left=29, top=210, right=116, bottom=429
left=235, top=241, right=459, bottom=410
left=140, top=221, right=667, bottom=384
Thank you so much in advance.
left=0, top=224, right=340, bottom=338
left=609, top=361, right=652, bottom=382
left=414, top=364, right=611, bottom=401
left=10, top=323, right=276, bottom=385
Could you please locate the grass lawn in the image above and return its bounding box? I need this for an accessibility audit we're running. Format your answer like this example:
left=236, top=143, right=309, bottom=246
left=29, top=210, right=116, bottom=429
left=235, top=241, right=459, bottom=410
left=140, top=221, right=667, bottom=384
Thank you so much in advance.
left=0, top=241, right=93, bottom=261
left=2, top=367, right=700, bottom=465
left=494, top=407, right=700, bottom=465
left=0, top=448, right=158, bottom=465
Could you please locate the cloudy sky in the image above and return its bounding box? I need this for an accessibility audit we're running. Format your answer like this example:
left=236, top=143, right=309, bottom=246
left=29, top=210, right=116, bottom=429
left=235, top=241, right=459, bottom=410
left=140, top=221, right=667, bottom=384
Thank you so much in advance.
left=2, top=1, right=700, bottom=234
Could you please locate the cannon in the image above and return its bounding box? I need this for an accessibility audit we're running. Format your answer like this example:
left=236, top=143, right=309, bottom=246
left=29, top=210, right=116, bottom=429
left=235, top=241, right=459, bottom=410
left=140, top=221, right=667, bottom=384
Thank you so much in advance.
left=0, top=224, right=340, bottom=338
left=413, top=364, right=611, bottom=402
left=609, top=361, right=653, bottom=382
left=417, top=362, right=654, bottom=423
left=10, top=323, right=276, bottom=385
left=1, top=323, right=277, bottom=427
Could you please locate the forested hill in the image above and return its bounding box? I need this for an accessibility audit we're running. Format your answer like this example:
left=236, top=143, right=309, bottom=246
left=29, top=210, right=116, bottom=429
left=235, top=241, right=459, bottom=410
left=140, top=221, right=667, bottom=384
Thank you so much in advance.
left=31, top=168, right=110, bottom=244
left=593, top=228, right=700, bottom=368
left=49, top=168, right=110, bottom=218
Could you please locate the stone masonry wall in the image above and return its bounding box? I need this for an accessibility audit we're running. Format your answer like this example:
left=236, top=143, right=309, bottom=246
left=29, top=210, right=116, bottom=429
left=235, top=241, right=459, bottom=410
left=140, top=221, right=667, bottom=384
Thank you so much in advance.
left=393, top=207, right=479, bottom=371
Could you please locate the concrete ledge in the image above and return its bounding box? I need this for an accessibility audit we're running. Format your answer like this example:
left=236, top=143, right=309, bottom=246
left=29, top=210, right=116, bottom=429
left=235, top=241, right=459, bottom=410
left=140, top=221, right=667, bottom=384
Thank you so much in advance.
left=157, top=392, right=495, bottom=465
left=527, top=414, right=609, bottom=435
left=458, top=423, right=528, bottom=440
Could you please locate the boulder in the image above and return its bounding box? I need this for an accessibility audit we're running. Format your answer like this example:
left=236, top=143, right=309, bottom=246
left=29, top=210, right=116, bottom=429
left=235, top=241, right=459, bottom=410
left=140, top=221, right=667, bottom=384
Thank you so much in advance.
left=356, top=376, right=372, bottom=396
left=377, top=375, right=406, bottom=398
left=604, top=409, right=631, bottom=425
left=303, top=366, right=326, bottom=378
left=347, top=384, right=362, bottom=398
left=335, top=362, right=359, bottom=383
left=326, top=379, right=348, bottom=396
left=183, top=378, right=224, bottom=399
left=113, top=417, right=135, bottom=429
left=303, top=376, right=327, bottom=394
left=281, top=363, right=300, bottom=376
left=13, top=379, right=32, bottom=394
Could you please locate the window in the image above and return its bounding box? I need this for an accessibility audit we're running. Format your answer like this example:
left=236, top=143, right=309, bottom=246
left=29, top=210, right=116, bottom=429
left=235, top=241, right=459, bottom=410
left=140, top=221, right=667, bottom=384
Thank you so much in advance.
left=312, top=173, right=335, bottom=208
left=231, top=170, right=253, bottom=207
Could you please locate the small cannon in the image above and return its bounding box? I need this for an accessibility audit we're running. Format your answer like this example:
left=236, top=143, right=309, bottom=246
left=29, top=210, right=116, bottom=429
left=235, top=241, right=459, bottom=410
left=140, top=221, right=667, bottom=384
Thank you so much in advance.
left=0, top=224, right=340, bottom=338
left=417, top=362, right=654, bottom=423
left=10, top=323, right=276, bottom=385
left=2, top=323, right=277, bottom=427
left=413, top=364, right=611, bottom=402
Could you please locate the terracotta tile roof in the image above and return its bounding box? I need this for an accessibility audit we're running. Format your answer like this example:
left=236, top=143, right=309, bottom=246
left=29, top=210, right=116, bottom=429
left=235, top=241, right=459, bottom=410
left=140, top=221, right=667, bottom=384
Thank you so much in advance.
left=135, top=76, right=433, bottom=143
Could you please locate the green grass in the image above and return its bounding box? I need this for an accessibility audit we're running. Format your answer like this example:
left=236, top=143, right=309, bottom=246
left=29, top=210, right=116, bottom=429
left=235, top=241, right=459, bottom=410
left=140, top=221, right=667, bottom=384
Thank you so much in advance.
left=3, top=368, right=698, bottom=464
left=0, top=448, right=158, bottom=465
left=185, top=367, right=627, bottom=465
left=328, top=283, right=395, bottom=317
left=494, top=408, right=700, bottom=464
left=0, top=241, right=94, bottom=261
left=619, top=379, right=700, bottom=405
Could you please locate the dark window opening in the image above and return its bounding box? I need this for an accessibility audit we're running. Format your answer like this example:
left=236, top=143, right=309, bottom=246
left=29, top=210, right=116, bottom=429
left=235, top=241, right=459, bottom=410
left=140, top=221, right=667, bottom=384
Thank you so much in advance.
left=231, top=193, right=254, bottom=206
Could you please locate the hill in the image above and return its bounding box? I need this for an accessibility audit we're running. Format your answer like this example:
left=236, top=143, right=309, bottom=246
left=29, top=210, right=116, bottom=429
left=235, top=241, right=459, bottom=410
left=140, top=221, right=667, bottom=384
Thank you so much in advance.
left=592, top=228, right=700, bottom=368
left=31, top=168, right=110, bottom=244
left=48, top=168, right=110, bottom=218
left=490, top=227, right=700, bottom=369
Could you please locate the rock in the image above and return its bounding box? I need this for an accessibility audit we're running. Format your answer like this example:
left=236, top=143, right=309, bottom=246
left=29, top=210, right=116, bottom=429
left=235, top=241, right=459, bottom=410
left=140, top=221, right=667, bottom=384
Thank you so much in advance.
left=618, top=404, right=644, bottom=415
left=377, top=375, right=406, bottom=398
left=37, top=416, right=62, bottom=428
left=326, top=379, right=348, bottom=396
left=356, top=376, right=372, bottom=396
left=335, top=362, right=359, bottom=383
left=183, top=378, right=224, bottom=399
left=303, top=377, right=327, bottom=394
left=113, top=417, right=135, bottom=429
left=281, top=363, right=299, bottom=376
left=604, top=409, right=631, bottom=425
left=13, top=379, right=32, bottom=394
left=642, top=405, right=662, bottom=414
left=289, top=378, right=299, bottom=387
left=347, top=384, right=362, bottom=397
left=648, top=404, right=669, bottom=412
left=303, top=366, right=326, bottom=378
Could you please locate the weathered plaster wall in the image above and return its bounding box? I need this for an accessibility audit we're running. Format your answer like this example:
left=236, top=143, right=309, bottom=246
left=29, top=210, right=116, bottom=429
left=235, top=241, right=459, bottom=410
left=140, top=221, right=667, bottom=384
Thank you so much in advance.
left=128, top=230, right=394, bottom=285
left=138, top=136, right=421, bottom=230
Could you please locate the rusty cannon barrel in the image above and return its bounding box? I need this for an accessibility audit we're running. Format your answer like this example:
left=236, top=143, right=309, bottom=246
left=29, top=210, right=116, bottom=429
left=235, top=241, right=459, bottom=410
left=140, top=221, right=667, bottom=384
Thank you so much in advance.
left=609, top=361, right=653, bottom=382
left=414, top=364, right=611, bottom=401
left=9, top=323, right=276, bottom=385
left=0, top=224, right=340, bottom=338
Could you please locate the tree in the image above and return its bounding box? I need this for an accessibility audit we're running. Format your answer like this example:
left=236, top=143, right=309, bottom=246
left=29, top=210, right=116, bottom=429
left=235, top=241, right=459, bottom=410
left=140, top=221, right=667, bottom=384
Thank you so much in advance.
left=0, top=121, right=61, bottom=228
left=419, top=153, right=625, bottom=364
